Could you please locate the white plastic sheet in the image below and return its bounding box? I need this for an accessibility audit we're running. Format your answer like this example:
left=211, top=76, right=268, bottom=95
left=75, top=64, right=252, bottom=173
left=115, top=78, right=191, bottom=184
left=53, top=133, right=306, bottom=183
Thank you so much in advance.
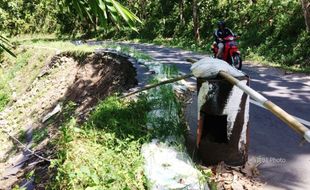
left=138, top=58, right=209, bottom=190
left=141, top=140, right=206, bottom=190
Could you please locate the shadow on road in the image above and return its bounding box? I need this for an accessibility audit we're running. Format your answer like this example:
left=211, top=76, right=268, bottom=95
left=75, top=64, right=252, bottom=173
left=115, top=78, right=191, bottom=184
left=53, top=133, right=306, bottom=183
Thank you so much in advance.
left=242, top=63, right=310, bottom=190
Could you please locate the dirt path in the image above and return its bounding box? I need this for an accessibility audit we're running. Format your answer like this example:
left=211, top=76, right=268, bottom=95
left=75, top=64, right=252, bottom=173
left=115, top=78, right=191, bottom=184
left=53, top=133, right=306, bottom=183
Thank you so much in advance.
left=90, top=41, right=310, bottom=190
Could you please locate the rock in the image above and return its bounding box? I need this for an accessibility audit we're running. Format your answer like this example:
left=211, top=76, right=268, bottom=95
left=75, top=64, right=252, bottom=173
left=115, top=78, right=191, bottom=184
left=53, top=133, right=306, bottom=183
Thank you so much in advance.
left=12, top=92, right=17, bottom=102
left=0, top=120, right=8, bottom=126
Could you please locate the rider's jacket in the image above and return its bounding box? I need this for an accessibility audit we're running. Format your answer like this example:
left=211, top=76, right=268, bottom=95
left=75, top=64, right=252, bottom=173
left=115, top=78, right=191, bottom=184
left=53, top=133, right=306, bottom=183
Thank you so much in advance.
left=214, top=28, right=235, bottom=43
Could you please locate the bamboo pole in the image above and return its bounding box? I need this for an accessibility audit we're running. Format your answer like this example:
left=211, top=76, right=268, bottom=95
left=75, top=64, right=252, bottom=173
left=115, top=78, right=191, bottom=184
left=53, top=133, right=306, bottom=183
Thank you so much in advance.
left=121, top=73, right=194, bottom=98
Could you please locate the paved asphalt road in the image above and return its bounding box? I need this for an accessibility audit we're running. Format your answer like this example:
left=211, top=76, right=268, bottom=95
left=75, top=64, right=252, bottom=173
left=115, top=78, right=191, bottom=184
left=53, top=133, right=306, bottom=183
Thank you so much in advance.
left=94, top=41, right=310, bottom=189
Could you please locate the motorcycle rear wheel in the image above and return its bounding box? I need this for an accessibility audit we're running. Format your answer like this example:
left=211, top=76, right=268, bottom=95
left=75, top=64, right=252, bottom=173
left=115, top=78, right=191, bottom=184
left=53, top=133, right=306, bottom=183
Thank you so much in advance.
left=230, top=54, right=242, bottom=70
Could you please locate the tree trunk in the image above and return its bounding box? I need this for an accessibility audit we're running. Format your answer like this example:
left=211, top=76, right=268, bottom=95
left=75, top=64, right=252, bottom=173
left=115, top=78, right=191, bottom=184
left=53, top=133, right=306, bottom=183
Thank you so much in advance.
left=179, top=0, right=185, bottom=24
left=193, top=0, right=200, bottom=42
left=301, top=0, right=310, bottom=32
left=139, top=0, right=146, bottom=19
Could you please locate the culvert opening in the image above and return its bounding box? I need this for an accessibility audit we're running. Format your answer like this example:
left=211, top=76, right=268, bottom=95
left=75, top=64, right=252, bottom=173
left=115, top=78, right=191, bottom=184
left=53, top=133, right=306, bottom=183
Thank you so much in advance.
left=201, top=114, right=228, bottom=143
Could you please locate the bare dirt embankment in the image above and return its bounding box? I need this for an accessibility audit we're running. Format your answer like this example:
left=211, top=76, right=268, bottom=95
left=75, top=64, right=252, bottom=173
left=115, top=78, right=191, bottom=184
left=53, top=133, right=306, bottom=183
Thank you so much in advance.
left=0, top=51, right=137, bottom=189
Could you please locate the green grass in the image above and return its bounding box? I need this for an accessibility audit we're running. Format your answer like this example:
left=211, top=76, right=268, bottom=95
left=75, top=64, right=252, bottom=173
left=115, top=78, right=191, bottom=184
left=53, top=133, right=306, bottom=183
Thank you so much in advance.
left=50, top=81, right=188, bottom=189
left=110, top=45, right=153, bottom=61
left=11, top=36, right=153, bottom=61
left=0, top=88, right=10, bottom=111
left=162, top=64, right=179, bottom=78
left=130, top=37, right=211, bottom=54
left=32, top=127, right=48, bottom=147
left=16, top=127, right=49, bottom=155
left=245, top=51, right=310, bottom=73
left=50, top=96, right=151, bottom=189
left=0, top=47, right=55, bottom=111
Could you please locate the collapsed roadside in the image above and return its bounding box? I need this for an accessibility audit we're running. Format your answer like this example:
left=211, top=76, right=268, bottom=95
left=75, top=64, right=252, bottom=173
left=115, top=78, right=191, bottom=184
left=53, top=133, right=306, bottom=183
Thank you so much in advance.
left=0, top=42, right=209, bottom=189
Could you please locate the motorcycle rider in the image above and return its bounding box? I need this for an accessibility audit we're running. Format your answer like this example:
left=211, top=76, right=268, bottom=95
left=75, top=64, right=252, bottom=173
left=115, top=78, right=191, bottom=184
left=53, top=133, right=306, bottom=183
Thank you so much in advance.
left=214, top=21, right=235, bottom=59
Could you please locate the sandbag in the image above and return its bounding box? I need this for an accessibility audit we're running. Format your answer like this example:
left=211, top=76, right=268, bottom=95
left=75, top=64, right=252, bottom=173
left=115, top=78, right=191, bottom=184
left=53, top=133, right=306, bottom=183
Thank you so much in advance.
left=190, top=57, right=244, bottom=78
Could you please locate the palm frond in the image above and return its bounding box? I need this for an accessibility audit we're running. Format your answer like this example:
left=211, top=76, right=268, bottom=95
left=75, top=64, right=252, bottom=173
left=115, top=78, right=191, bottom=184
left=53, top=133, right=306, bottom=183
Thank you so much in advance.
left=66, top=0, right=142, bottom=31
left=0, top=35, right=16, bottom=57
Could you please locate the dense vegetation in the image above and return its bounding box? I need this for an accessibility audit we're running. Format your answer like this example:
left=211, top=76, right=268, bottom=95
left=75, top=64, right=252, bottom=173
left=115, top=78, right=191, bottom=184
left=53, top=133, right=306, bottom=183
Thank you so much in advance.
left=0, top=0, right=309, bottom=68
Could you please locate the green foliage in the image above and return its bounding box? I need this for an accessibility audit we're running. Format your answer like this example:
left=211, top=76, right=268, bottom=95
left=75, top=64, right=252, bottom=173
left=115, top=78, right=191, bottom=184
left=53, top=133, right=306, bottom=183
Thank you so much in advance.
left=32, top=127, right=48, bottom=147
left=235, top=0, right=308, bottom=66
left=57, top=0, right=142, bottom=38
left=118, top=0, right=309, bottom=68
left=0, top=0, right=59, bottom=35
left=109, top=44, right=153, bottom=60
left=0, top=66, right=11, bottom=111
left=1, top=0, right=308, bottom=68
left=51, top=81, right=187, bottom=188
left=0, top=0, right=142, bottom=36
left=17, top=129, right=27, bottom=144
left=49, top=60, right=188, bottom=188
left=0, top=35, right=15, bottom=57
left=12, top=186, right=26, bottom=190
left=290, top=31, right=310, bottom=67
left=147, top=85, right=184, bottom=141
left=60, top=0, right=142, bottom=36
left=50, top=97, right=150, bottom=189
left=88, top=96, right=150, bottom=140
left=0, top=86, right=10, bottom=111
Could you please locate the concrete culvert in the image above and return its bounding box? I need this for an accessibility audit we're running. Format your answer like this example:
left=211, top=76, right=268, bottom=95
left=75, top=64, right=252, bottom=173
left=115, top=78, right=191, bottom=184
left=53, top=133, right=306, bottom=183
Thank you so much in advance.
left=196, top=77, right=250, bottom=166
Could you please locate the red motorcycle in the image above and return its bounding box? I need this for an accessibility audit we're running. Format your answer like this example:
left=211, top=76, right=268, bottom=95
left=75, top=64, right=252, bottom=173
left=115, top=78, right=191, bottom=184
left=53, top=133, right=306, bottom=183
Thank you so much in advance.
left=211, top=35, right=242, bottom=70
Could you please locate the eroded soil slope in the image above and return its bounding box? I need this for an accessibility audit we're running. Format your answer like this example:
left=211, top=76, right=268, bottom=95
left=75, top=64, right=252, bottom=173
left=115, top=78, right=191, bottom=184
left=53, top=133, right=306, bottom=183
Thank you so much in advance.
left=0, top=51, right=137, bottom=189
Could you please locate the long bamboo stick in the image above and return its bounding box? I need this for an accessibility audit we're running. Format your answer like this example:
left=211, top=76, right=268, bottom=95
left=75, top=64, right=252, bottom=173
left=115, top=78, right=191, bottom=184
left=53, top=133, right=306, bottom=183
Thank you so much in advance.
left=121, top=73, right=194, bottom=98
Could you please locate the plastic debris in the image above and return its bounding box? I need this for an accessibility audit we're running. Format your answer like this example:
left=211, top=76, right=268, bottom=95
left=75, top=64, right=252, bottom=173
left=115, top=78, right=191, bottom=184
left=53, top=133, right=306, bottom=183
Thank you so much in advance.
left=42, top=103, right=62, bottom=123
left=141, top=140, right=207, bottom=190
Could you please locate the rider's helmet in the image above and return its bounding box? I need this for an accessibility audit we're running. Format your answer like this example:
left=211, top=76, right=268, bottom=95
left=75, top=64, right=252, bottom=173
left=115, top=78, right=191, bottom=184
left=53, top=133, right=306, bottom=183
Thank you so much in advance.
left=218, top=21, right=226, bottom=29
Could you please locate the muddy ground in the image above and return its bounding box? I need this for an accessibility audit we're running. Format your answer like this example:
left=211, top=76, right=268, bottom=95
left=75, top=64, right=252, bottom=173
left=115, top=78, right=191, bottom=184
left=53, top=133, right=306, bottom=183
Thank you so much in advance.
left=0, top=52, right=137, bottom=189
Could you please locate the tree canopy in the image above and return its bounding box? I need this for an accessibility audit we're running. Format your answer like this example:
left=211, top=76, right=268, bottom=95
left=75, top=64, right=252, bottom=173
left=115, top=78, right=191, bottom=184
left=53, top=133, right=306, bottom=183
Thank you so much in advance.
left=0, top=0, right=309, bottom=66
